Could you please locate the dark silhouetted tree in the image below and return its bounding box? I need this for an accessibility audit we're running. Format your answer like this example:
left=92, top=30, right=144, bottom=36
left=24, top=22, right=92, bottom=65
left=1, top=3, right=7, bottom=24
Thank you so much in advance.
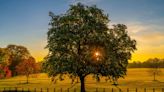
left=43, top=3, right=136, bottom=92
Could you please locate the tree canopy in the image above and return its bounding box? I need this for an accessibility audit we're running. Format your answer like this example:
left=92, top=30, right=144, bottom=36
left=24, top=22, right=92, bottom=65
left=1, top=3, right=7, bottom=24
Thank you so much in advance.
left=0, top=48, right=11, bottom=66
left=16, top=56, right=36, bottom=83
left=0, top=44, right=34, bottom=77
left=7, top=44, right=31, bottom=76
left=128, top=58, right=164, bottom=68
left=43, top=3, right=136, bottom=92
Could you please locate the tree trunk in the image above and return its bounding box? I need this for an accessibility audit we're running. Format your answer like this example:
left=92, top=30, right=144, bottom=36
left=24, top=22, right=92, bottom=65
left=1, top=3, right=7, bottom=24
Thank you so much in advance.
left=153, top=72, right=156, bottom=81
left=26, top=75, right=29, bottom=84
left=77, top=77, right=79, bottom=83
left=80, top=76, right=85, bottom=92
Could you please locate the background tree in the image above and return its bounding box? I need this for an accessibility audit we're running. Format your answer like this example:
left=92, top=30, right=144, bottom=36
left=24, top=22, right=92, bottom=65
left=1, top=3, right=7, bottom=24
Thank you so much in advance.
left=128, top=58, right=164, bottom=68
left=7, top=44, right=31, bottom=76
left=43, top=3, right=136, bottom=92
left=0, top=48, right=12, bottom=78
left=35, top=62, right=42, bottom=73
left=0, top=48, right=11, bottom=66
left=16, top=56, right=36, bottom=84
left=147, top=58, right=162, bottom=81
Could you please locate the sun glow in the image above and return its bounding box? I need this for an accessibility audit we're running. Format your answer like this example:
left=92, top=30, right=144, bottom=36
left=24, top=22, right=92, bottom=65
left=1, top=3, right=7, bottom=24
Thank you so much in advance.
left=95, top=52, right=100, bottom=57
left=94, top=51, right=101, bottom=61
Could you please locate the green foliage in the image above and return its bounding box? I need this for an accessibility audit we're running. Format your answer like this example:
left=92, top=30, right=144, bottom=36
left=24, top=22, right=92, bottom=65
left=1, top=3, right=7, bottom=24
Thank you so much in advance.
left=128, top=58, right=164, bottom=68
left=16, top=57, right=36, bottom=83
left=43, top=3, right=136, bottom=92
left=0, top=48, right=11, bottom=66
left=16, top=57, right=36, bottom=75
left=6, top=44, right=31, bottom=76
left=0, top=48, right=11, bottom=78
left=0, top=44, right=34, bottom=77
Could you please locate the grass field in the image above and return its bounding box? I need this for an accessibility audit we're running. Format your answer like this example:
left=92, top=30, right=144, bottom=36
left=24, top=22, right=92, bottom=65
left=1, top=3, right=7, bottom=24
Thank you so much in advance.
left=0, top=68, right=164, bottom=92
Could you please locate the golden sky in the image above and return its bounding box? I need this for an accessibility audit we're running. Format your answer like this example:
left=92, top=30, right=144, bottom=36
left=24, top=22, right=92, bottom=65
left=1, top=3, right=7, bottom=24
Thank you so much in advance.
left=127, top=22, right=164, bottom=62
left=33, top=22, right=164, bottom=62
left=0, top=0, right=164, bottom=62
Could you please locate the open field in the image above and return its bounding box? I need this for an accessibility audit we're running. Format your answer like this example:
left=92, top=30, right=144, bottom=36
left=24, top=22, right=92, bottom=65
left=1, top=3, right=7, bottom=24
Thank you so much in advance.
left=0, top=68, right=164, bottom=92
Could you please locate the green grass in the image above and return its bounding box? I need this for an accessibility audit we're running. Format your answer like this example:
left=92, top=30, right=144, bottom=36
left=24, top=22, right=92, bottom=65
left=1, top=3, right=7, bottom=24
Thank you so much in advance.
left=0, top=68, right=164, bottom=92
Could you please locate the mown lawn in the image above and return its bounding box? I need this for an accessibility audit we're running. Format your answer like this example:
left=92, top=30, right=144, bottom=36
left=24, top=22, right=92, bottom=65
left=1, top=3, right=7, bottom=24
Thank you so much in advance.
left=0, top=68, right=164, bottom=92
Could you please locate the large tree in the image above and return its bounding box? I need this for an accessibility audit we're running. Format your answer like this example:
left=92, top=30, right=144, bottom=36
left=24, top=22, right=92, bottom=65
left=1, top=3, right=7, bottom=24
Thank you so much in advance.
left=43, top=3, right=136, bottom=92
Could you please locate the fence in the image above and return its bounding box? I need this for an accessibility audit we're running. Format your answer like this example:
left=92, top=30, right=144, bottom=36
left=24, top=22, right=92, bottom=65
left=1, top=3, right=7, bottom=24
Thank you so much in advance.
left=1, top=88, right=164, bottom=92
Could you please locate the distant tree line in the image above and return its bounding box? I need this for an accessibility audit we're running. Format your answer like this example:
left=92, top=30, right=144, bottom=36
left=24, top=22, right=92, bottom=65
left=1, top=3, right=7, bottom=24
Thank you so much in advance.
left=128, top=58, right=164, bottom=68
left=0, top=44, right=42, bottom=82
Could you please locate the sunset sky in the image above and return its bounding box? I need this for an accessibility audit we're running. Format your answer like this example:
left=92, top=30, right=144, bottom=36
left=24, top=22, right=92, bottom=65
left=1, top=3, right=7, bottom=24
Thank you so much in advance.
left=0, top=0, right=164, bottom=62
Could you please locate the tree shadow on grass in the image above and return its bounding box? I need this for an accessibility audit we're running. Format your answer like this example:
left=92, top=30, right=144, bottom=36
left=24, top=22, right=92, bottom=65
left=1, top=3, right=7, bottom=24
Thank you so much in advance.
left=151, top=80, right=164, bottom=84
left=17, top=82, right=40, bottom=85
left=3, top=91, right=30, bottom=92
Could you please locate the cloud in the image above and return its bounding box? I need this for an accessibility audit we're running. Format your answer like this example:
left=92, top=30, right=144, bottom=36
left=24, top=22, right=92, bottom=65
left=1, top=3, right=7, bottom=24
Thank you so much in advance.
left=129, top=23, right=164, bottom=44
left=125, top=21, right=164, bottom=61
left=127, top=22, right=149, bottom=34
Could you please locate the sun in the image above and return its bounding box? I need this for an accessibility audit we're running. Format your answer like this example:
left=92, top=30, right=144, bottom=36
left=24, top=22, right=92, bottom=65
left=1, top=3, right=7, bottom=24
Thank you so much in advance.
left=91, top=47, right=105, bottom=63
left=94, top=51, right=101, bottom=61
left=95, top=51, right=100, bottom=57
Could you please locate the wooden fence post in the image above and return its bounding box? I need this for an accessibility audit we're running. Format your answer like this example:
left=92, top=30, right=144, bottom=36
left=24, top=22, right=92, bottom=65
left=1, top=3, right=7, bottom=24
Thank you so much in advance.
left=40, top=88, right=42, bottom=92
left=112, top=88, right=113, bottom=92
left=103, top=88, right=105, bottom=92
left=15, top=87, right=17, bottom=91
left=61, top=88, right=62, bottom=92
left=144, top=88, right=146, bottom=92
left=119, top=88, right=121, bottom=92
left=127, top=88, right=129, bottom=92
left=47, top=88, right=49, bottom=92
left=153, top=88, right=155, bottom=92
left=162, top=88, right=164, bottom=92
left=96, top=88, right=98, bottom=92
left=67, top=88, right=69, bottom=92
left=34, top=88, right=36, bottom=92
left=74, top=88, right=76, bottom=92
left=136, top=88, right=137, bottom=92
left=54, top=88, right=55, bottom=92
